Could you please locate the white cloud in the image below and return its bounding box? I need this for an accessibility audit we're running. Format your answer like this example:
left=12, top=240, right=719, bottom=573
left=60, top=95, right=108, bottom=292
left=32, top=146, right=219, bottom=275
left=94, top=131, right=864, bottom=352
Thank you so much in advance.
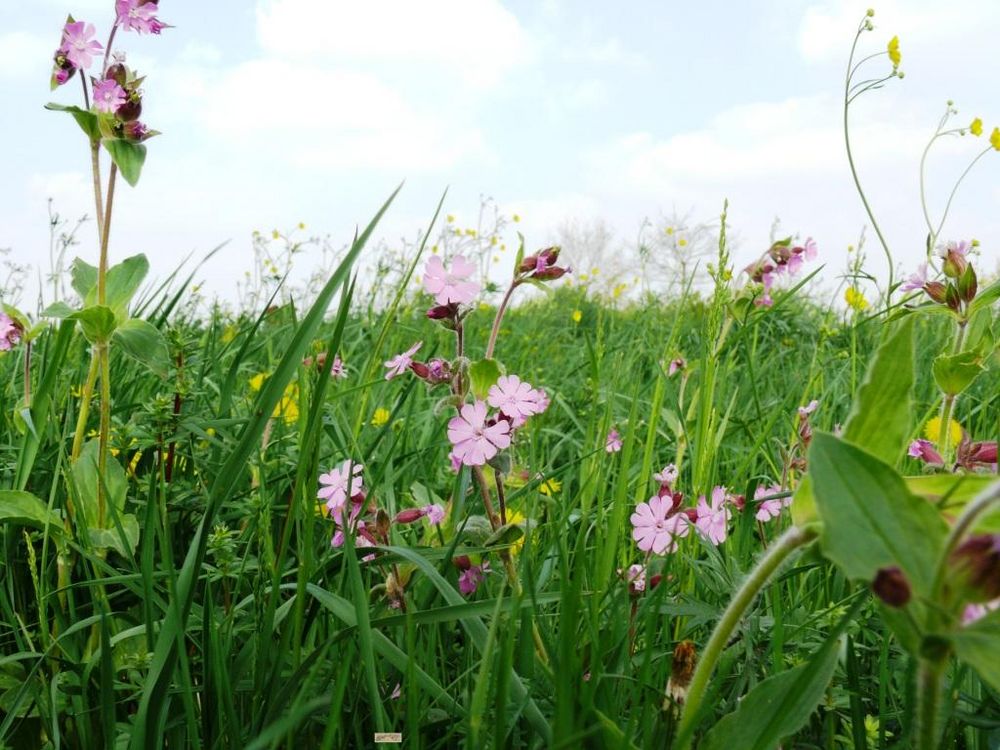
left=255, top=0, right=535, bottom=87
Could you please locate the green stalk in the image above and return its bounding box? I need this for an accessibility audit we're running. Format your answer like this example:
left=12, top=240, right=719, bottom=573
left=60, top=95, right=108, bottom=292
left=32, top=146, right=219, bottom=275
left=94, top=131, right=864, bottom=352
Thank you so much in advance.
left=937, top=321, right=967, bottom=467
left=915, top=658, right=945, bottom=750
left=675, top=524, right=818, bottom=749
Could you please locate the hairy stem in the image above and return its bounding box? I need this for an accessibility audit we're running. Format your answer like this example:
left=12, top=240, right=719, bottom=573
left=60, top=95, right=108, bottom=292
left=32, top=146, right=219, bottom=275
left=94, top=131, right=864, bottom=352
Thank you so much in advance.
left=485, top=280, right=519, bottom=360
left=71, top=353, right=100, bottom=461
left=916, top=658, right=945, bottom=750
left=675, top=524, right=819, bottom=748
left=938, top=320, right=967, bottom=466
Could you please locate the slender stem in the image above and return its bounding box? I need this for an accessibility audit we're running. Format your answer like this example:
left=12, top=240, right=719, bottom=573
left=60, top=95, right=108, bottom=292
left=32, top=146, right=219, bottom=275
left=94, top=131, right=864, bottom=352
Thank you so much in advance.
left=471, top=467, right=499, bottom=530
left=98, top=165, right=118, bottom=305
left=938, top=321, right=968, bottom=466
left=495, top=471, right=508, bottom=525
left=916, top=658, right=945, bottom=750
left=485, top=280, right=520, bottom=360
left=97, top=343, right=110, bottom=527
left=79, top=72, right=90, bottom=111
left=90, top=142, right=104, bottom=249
left=675, top=524, right=819, bottom=749
left=934, top=147, right=991, bottom=240
left=71, top=353, right=100, bottom=460
left=23, top=341, right=31, bottom=407
left=100, top=25, right=118, bottom=77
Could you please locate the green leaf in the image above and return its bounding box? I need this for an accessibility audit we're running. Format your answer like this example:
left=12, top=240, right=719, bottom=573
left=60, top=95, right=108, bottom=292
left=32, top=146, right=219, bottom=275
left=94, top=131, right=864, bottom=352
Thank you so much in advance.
left=71, top=257, right=98, bottom=300
left=103, top=138, right=147, bottom=187
left=0, top=490, right=64, bottom=538
left=810, top=432, right=947, bottom=597
left=932, top=350, right=985, bottom=396
left=45, top=102, right=100, bottom=141
left=112, top=318, right=169, bottom=377
left=951, top=614, right=1000, bottom=692
left=484, top=522, right=524, bottom=548
left=793, top=317, right=914, bottom=525
left=905, top=474, right=1000, bottom=532
left=40, top=301, right=76, bottom=319
left=968, top=277, right=1000, bottom=316
left=71, top=440, right=128, bottom=534
left=103, top=254, right=150, bottom=315
left=68, top=305, right=118, bottom=343
left=469, top=358, right=503, bottom=400
left=88, top=515, right=140, bottom=558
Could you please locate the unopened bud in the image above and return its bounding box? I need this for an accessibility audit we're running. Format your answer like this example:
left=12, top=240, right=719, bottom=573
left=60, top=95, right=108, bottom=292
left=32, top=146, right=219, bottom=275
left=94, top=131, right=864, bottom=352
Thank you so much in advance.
left=872, top=566, right=911, bottom=607
left=957, top=264, right=978, bottom=303
left=665, top=641, right=697, bottom=709
left=943, top=249, right=968, bottom=279
left=923, top=281, right=947, bottom=304
left=394, top=508, right=426, bottom=525
left=105, top=62, right=128, bottom=86
left=951, top=534, right=1000, bottom=601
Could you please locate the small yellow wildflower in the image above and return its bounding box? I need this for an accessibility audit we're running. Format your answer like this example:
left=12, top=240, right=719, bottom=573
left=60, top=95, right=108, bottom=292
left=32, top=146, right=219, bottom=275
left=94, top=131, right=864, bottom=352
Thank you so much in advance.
left=298, top=222, right=306, bottom=230
left=665, top=226, right=674, bottom=235
left=276, top=384, right=299, bottom=424
left=539, top=477, right=561, bottom=496
left=271, top=229, right=280, bottom=240
left=507, top=510, right=526, bottom=554
left=579, top=273, right=589, bottom=282
left=591, top=267, right=600, bottom=276
left=490, top=236, right=498, bottom=246
left=572, top=309, right=582, bottom=323
left=512, top=213, right=521, bottom=223
left=845, top=286, right=869, bottom=311
left=991, top=127, right=1000, bottom=151
left=431, top=244, right=439, bottom=254
left=493, top=255, right=500, bottom=263
left=372, top=408, right=391, bottom=427
left=613, top=284, right=627, bottom=299
left=970, top=118, right=983, bottom=136
left=478, top=302, right=492, bottom=313
left=925, top=416, right=963, bottom=449
left=465, top=228, right=477, bottom=237
left=678, top=238, right=688, bottom=247
left=887, top=35, right=901, bottom=68
left=221, top=324, right=238, bottom=344
left=446, top=214, right=455, bottom=223
left=248, top=373, right=266, bottom=392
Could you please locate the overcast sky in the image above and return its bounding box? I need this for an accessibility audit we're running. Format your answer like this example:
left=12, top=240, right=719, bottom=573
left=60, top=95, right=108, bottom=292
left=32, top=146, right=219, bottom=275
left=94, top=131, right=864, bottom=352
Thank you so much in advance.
left=1, top=0, right=998, bottom=306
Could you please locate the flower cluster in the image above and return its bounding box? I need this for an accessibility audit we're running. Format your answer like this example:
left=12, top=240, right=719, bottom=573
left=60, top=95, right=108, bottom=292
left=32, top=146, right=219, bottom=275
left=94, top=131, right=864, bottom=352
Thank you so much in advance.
left=744, top=237, right=819, bottom=307
left=902, top=240, right=981, bottom=314
left=0, top=312, right=24, bottom=352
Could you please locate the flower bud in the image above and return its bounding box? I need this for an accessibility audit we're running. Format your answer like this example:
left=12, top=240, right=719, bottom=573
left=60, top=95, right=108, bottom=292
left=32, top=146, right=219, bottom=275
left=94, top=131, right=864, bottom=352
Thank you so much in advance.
left=122, top=120, right=149, bottom=142
left=116, top=91, right=143, bottom=122
left=957, top=264, right=978, bottom=303
left=532, top=265, right=570, bottom=281
left=923, top=281, right=947, bottom=304
left=951, top=534, right=1000, bottom=601
left=872, top=566, right=911, bottom=607
left=452, top=555, right=472, bottom=570
left=427, top=302, right=459, bottom=320
left=943, top=248, right=968, bottom=279
left=105, top=62, right=128, bottom=86
left=393, top=508, right=426, bottom=525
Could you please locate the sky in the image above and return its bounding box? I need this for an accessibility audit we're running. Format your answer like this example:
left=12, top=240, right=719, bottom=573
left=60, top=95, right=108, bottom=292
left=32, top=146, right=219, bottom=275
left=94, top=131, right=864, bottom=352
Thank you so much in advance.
left=1, top=0, right=999, bottom=307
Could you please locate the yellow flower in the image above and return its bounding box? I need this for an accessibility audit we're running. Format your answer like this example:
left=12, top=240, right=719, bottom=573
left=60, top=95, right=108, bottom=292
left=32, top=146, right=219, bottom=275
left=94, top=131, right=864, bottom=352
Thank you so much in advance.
left=248, top=373, right=266, bottom=392
left=925, top=416, right=963, bottom=449
left=275, top=384, right=299, bottom=424
left=845, top=286, right=869, bottom=311
left=591, top=267, right=600, bottom=276
left=887, top=35, right=901, bottom=68
left=271, top=229, right=280, bottom=240
left=539, top=477, right=561, bottom=496
left=970, top=118, right=983, bottom=136
left=465, top=228, right=477, bottom=237
left=221, top=324, right=238, bottom=344
left=371, top=407, right=391, bottom=427
left=512, top=214, right=521, bottom=223
left=613, top=284, right=627, bottom=299
left=665, top=226, right=674, bottom=236
left=446, top=214, right=455, bottom=223
left=431, top=244, right=439, bottom=254
left=678, top=238, right=688, bottom=247
left=507, top=510, right=526, bottom=554
left=298, top=222, right=306, bottom=230
left=490, top=236, right=498, bottom=246
left=572, top=309, right=583, bottom=323
left=991, top=127, right=1000, bottom=151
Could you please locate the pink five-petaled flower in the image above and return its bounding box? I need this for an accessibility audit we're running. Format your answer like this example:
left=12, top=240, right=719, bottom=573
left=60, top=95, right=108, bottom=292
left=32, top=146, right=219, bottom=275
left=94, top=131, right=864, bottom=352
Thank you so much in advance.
left=624, top=564, right=646, bottom=592
left=754, top=484, right=786, bottom=522
left=487, top=375, right=546, bottom=424
left=423, top=255, right=480, bottom=306
left=803, top=237, right=818, bottom=261
left=0, top=313, right=23, bottom=351
left=92, top=78, right=127, bottom=114
left=384, top=341, right=422, bottom=380
left=695, top=486, right=732, bottom=545
left=317, top=460, right=364, bottom=515
left=447, top=400, right=511, bottom=466
left=901, top=263, right=929, bottom=292
left=459, top=561, right=489, bottom=595
left=654, top=463, right=678, bottom=487
left=116, top=0, right=166, bottom=34
left=606, top=429, right=623, bottom=453
left=909, top=439, right=944, bottom=465
left=631, top=494, right=690, bottom=554
left=60, top=21, right=103, bottom=69
left=424, top=503, right=446, bottom=525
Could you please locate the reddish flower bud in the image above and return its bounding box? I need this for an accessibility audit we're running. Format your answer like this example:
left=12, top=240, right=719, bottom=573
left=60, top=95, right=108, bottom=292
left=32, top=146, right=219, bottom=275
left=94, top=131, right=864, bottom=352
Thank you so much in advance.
left=951, top=534, right=1000, bottom=601
left=532, top=265, right=570, bottom=281
left=105, top=62, right=128, bottom=86
left=116, top=91, right=143, bottom=122
left=943, top=248, right=968, bottom=279
left=427, top=302, right=459, bottom=320
left=452, top=555, right=472, bottom=570
left=923, top=281, right=947, bottom=304
left=394, top=508, right=426, bottom=525
left=958, top=264, right=978, bottom=303
left=872, top=566, right=911, bottom=607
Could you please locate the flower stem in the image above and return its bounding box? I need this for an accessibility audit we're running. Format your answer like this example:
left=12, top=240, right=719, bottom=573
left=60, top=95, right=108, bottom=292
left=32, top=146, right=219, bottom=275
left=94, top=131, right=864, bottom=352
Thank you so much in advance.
left=915, top=657, right=945, bottom=750
left=485, top=280, right=519, bottom=360
left=938, top=320, right=968, bottom=467
left=675, top=524, right=818, bottom=749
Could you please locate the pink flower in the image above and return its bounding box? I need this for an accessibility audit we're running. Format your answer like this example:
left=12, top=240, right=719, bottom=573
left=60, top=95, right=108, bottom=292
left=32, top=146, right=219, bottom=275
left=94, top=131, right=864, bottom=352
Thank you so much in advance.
left=668, top=358, right=686, bottom=377
left=448, top=450, right=462, bottom=473
left=384, top=341, right=422, bottom=380
left=654, top=464, right=678, bottom=487
left=624, top=564, right=646, bottom=592
left=803, top=237, right=818, bottom=261
left=447, top=400, right=511, bottom=466
left=318, top=460, right=364, bottom=514
left=798, top=400, right=819, bottom=419
left=908, top=439, right=944, bottom=465
left=0, top=313, right=22, bottom=351
left=754, top=484, right=785, bottom=522
left=330, top=355, right=347, bottom=379
left=92, top=79, right=127, bottom=114
left=60, top=21, right=103, bottom=70
left=488, top=375, right=546, bottom=423
left=695, top=486, right=732, bottom=545
left=116, top=0, right=167, bottom=34
left=901, top=264, right=929, bottom=292
left=423, top=255, right=480, bottom=305
left=631, top=495, right=690, bottom=554
left=785, top=253, right=804, bottom=276
left=606, top=429, right=623, bottom=453
left=459, top=561, right=489, bottom=595
left=962, top=599, right=1000, bottom=626
left=424, top=504, right=445, bottom=525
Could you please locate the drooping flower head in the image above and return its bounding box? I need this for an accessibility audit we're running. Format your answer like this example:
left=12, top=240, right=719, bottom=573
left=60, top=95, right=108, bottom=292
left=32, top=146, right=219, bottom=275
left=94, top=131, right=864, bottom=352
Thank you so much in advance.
left=695, top=486, right=732, bottom=546
left=901, top=263, right=929, bottom=292
left=423, top=255, right=480, bottom=306
left=447, top=400, right=511, bottom=467
left=887, top=35, right=901, bottom=69
left=384, top=341, right=422, bottom=380
left=667, top=357, right=686, bottom=377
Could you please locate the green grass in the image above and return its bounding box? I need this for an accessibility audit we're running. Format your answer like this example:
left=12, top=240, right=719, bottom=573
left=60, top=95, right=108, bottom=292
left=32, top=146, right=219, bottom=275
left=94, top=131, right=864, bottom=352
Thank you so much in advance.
left=1, top=239, right=998, bottom=749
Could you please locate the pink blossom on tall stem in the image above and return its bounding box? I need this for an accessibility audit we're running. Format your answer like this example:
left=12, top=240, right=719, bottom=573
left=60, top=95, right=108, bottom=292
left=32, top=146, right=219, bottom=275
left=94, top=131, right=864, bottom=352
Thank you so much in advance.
left=384, top=341, right=422, bottom=380
left=654, top=464, right=678, bottom=487
left=901, top=264, right=929, bottom=292
left=695, top=486, right=732, bottom=545
left=424, top=504, right=446, bottom=525
left=624, top=564, right=646, bottom=592
left=60, top=21, right=103, bottom=69
left=606, top=429, right=623, bottom=453
left=317, top=460, right=364, bottom=514
left=0, top=313, right=23, bottom=351
left=92, top=78, right=127, bottom=113
left=447, top=400, right=511, bottom=466
left=908, top=439, right=944, bottom=466
left=488, top=375, right=546, bottom=423
left=753, top=484, right=785, bottom=522
left=423, top=255, right=480, bottom=305
left=631, top=495, right=690, bottom=554
left=116, top=0, right=167, bottom=34
left=459, top=561, right=490, bottom=595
